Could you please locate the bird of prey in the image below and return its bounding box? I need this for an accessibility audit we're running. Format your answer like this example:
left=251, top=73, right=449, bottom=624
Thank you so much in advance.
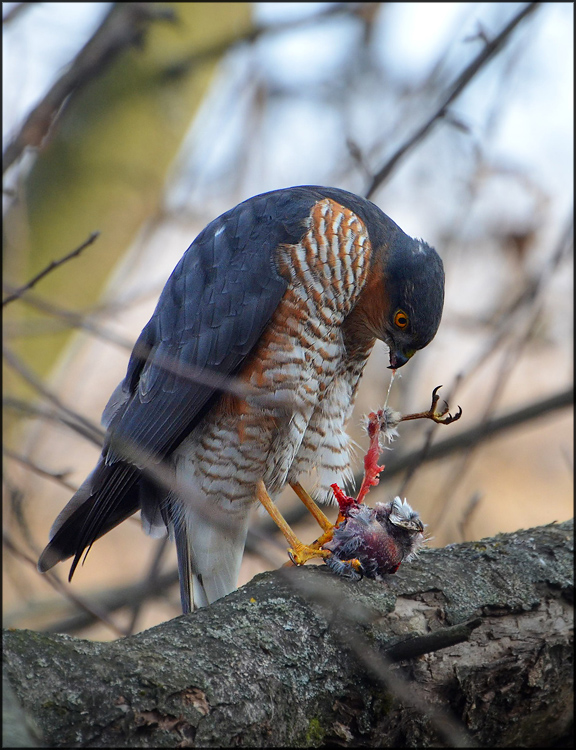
left=38, top=185, right=445, bottom=613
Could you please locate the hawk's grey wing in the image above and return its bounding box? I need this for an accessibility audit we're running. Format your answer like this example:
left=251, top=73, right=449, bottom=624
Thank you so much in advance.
left=38, top=188, right=324, bottom=581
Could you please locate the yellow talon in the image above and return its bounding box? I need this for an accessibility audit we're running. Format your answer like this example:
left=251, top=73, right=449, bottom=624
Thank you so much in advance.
left=287, top=544, right=331, bottom=566
left=257, top=479, right=343, bottom=568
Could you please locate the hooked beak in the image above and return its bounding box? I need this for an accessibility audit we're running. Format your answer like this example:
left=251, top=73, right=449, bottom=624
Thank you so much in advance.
left=388, top=350, right=411, bottom=370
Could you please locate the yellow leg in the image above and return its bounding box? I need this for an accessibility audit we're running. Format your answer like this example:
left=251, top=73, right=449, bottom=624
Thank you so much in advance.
left=256, top=480, right=330, bottom=565
left=287, top=482, right=363, bottom=574
left=289, top=481, right=333, bottom=532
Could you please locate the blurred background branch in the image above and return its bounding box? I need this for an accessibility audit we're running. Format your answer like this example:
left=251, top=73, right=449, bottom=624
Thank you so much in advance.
left=2, top=230, right=100, bottom=306
left=2, top=3, right=176, bottom=174
left=365, top=1, right=541, bottom=197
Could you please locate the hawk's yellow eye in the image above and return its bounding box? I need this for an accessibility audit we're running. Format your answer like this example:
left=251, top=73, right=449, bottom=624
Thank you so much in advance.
left=394, top=309, right=409, bottom=329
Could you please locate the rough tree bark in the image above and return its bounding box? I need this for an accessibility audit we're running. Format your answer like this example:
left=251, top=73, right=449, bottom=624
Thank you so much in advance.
left=3, top=520, right=573, bottom=748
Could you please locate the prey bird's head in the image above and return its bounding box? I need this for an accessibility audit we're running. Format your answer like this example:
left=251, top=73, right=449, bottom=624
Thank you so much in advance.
left=386, top=496, right=425, bottom=534
left=374, top=496, right=425, bottom=563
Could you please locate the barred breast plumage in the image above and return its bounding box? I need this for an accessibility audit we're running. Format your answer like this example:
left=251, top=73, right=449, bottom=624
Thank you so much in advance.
left=176, top=198, right=373, bottom=505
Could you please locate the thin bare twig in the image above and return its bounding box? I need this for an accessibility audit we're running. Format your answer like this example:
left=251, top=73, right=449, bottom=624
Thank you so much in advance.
left=2, top=446, right=78, bottom=492
left=29, top=503, right=307, bottom=635
left=283, top=570, right=477, bottom=747
left=429, top=214, right=573, bottom=530
left=125, top=536, right=169, bottom=636
left=365, top=2, right=541, bottom=198
left=161, top=3, right=356, bottom=79
left=3, top=474, right=36, bottom=557
left=3, top=396, right=104, bottom=448
left=2, top=231, right=100, bottom=307
left=3, top=530, right=129, bottom=637
left=2, top=3, right=362, bottom=173
left=33, top=568, right=180, bottom=635
left=430, top=332, right=537, bottom=531
left=3, top=288, right=136, bottom=350
left=343, top=631, right=476, bottom=746
left=2, top=346, right=105, bottom=445
left=397, top=211, right=572, bottom=498
left=457, top=492, right=483, bottom=541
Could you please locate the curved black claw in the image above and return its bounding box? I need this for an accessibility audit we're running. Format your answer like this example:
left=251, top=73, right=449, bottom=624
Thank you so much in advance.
left=426, top=385, right=460, bottom=424
left=431, top=384, right=443, bottom=404
left=400, top=386, right=463, bottom=425
left=436, top=404, right=463, bottom=425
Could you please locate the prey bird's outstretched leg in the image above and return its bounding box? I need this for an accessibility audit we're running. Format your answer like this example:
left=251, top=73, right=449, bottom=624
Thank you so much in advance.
left=256, top=480, right=331, bottom=565
left=400, top=385, right=462, bottom=425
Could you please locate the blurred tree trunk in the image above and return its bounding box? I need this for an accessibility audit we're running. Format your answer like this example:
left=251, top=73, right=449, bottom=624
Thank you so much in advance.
left=3, top=520, right=573, bottom=748
left=3, top=2, right=252, bottom=392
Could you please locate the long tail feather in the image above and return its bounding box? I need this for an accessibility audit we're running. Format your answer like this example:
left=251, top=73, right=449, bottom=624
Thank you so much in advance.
left=37, top=461, right=141, bottom=578
left=172, top=509, right=193, bottom=614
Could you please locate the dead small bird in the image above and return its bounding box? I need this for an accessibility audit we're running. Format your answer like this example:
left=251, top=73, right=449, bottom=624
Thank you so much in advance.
left=324, top=496, right=425, bottom=581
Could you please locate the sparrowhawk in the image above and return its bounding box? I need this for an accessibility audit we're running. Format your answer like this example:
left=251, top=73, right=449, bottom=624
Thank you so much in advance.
left=38, top=185, right=445, bottom=612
